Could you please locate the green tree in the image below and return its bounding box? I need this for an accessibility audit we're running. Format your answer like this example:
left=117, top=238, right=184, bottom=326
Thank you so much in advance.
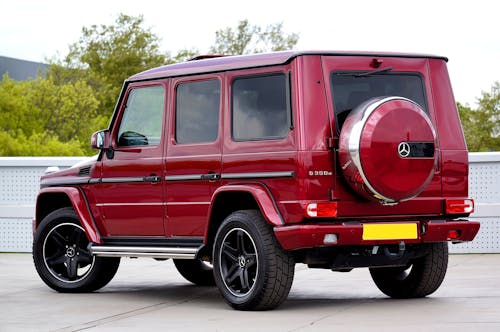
left=1, top=15, right=303, bottom=156
left=0, top=73, right=99, bottom=156
left=458, top=81, right=500, bottom=151
left=59, top=13, right=169, bottom=117
left=210, top=19, right=299, bottom=55
left=172, top=48, right=200, bottom=63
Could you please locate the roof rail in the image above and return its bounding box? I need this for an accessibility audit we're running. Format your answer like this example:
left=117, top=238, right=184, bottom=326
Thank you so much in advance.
left=188, top=54, right=227, bottom=61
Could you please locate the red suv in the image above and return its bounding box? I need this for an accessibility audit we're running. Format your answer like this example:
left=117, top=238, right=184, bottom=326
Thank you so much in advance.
left=33, top=51, right=480, bottom=310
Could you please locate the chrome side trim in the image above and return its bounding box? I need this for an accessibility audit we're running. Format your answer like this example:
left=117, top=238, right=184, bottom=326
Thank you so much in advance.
left=165, top=174, right=204, bottom=181
left=221, top=171, right=295, bottom=179
left=90, top=245, right=198, bottom=259
left=101, top=177, right=144, bottom=183
left=165, top=171, right=294, bottom=182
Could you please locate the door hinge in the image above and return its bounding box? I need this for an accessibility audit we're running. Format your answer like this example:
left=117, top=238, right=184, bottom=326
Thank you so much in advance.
left=326, top=137, right=338, bottom=149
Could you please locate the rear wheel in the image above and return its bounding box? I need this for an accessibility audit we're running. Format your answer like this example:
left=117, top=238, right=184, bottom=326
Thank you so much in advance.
left=213, top=210, right=295, bottom=310
left=369, top=242, right=448, bottom=298
left=173, top=259, right=215, bottom=286
left=33, top=208, right=120, bottom=292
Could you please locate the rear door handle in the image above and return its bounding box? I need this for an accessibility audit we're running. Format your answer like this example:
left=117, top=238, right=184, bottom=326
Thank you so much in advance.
left=144, top=175, right=161, bottom=183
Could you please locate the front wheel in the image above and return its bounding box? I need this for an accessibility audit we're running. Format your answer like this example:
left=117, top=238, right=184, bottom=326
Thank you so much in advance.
left=33, top=208, right=120, bottom=292
left=213, top=210, right=295, bottom=311
left=369, top=242, right=448, bottom=298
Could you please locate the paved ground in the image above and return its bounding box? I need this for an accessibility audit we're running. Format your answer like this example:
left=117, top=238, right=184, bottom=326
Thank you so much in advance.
left=1, top=253, right=499, bottom=332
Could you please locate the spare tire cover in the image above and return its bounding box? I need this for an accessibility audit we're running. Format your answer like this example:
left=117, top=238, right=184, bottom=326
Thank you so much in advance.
left=338, top=96, right=437, bottom=204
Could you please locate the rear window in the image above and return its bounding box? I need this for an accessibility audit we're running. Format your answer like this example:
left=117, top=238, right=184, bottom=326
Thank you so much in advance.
left=330, top=73, right=428, bottom=131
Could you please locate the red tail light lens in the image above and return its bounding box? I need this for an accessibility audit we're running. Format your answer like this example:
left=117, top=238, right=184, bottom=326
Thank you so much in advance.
left=445, top=199, right=474, bottom=214
left=447, top=230, right=461, bottom=240
left=305, top=202, right=338, bottom=218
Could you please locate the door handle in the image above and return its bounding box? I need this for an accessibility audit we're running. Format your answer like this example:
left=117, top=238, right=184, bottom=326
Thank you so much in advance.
left=200, top=173, right=221, bottom=181
left=144, top=175, right=161, bottom=183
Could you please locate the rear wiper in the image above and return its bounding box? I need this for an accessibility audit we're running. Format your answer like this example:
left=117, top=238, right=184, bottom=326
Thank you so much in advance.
left=354, top=66, right=393, bottom=77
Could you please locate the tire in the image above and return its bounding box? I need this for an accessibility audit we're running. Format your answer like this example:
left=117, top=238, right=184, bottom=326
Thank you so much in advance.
left=32, top=207, right=120, bottom=293
left=213, top=210, right=295, bottom=310
left=173, top=259, right=215, bottom=286
left=369, top=242, right=448, bottom=298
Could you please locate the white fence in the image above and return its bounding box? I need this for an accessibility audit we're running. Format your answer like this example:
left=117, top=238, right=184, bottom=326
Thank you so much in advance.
left=1, top=153, right=499, bottom=253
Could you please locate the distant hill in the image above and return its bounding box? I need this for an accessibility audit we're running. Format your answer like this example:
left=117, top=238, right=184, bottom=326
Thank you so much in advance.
left=0, top=56, right=48, bottom=80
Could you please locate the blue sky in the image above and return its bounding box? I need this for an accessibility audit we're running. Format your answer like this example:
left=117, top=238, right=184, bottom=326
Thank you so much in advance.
left=1, top=0, right=499, bottom=106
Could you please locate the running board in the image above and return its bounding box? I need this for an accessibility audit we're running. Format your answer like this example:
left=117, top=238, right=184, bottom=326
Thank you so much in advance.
left=89, top=245, right=199, bottom=259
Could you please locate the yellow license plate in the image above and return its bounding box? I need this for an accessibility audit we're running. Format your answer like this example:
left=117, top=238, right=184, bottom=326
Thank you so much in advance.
left=362, top=223, right=418, bottom=240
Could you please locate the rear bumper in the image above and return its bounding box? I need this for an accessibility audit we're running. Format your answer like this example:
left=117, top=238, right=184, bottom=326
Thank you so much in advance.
left=274, top=219, right=480, bottom=251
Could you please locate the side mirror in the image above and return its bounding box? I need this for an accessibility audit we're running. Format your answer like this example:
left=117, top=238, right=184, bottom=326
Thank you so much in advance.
left=90, top=130, right=110, bottom=150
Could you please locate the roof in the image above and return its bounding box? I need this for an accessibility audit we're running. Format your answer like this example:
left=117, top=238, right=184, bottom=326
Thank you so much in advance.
left=128, top=50, right=448, bottom=82
left=0, top=56, right=47, bottom=80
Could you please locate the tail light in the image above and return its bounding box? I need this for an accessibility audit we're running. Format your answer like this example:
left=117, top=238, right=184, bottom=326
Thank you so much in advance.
left=445, top=199, right=474, bottom=214
left=447, top=230, right=461, bottom=240
left=305, top=202, right=338, bottom=218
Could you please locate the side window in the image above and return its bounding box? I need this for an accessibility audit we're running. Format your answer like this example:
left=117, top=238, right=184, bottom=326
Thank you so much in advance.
left=176, top=80, right=220, bottom=144
left=232, top=74, right=290, bottom=141
left=117, top=85, right=164, bottom=147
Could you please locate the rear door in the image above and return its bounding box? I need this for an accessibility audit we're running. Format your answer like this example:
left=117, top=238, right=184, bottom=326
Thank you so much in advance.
left=321, top=56, right=443, bottom=217
left=222, top=67, right=298, bottom=216
left=164, top=75, right=223, bottom=237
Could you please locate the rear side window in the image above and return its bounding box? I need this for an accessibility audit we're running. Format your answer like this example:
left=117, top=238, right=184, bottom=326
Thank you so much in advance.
left=176, top=80, right=220, bottom=144
left=232, top=74, right=290, bottom=141
left=117, top=86, right=164, bottom=147
left=330, top=73, right=428, bottom=130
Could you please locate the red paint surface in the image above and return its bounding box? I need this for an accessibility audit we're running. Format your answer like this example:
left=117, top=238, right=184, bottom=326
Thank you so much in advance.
left=37, top=51, right=476, bottom=249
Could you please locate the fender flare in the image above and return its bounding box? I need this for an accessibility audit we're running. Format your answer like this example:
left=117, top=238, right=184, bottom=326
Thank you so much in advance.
left=206, top=184, right=284, bottom=232
left=36, top=187, right=102, bottom=244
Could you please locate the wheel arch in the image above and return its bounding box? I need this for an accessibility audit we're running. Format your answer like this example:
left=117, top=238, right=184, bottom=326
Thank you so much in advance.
left=36, top=187, right=102, bottom=244
left=200, top=184, right=284, bottom=260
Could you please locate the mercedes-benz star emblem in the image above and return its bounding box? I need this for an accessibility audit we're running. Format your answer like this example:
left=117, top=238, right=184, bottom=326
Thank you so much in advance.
left=398, top=142, right=411, bottom=158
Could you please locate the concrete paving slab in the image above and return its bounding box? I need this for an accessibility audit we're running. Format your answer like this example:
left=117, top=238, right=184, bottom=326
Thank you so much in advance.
left=0, top=253, right=499, bottom=331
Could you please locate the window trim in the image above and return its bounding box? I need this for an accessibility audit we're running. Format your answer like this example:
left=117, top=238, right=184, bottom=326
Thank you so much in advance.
left=230, top=72, right=292, bottom=142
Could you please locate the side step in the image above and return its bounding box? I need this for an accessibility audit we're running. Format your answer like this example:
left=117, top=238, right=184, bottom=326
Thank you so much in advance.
left=89, top=245, right=199, bottom=259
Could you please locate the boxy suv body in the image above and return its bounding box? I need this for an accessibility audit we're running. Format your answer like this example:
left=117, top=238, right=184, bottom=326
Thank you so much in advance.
left=33, top=51, right=480, bottom=310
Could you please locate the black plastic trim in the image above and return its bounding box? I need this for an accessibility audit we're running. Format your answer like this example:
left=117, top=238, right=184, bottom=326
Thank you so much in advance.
left=40, top=178, right=90, bottom=188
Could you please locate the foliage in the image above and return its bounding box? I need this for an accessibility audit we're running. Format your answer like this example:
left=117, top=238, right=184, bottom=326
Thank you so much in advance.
left=3, top=13, right=498, bottom=156
left=172, top=48, right=200, bottom=63
left=58, top=14, right=169, bottom=117
left=210, top=19, right=299, bottom=55
left=0, top=74, right=99, bottom=156
left=458, top=81, right=500, bottom=151
left=1, top=15, right=301, bottom=156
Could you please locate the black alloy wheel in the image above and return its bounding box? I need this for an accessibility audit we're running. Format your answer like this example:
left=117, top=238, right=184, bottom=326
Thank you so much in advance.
left=33, top=208, right=120, bottom=292
left=213, top=210, right=295, bottom=310
left=219, top=227, right=258, bottom=296
left=42, top=222, right=94, bottom=282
